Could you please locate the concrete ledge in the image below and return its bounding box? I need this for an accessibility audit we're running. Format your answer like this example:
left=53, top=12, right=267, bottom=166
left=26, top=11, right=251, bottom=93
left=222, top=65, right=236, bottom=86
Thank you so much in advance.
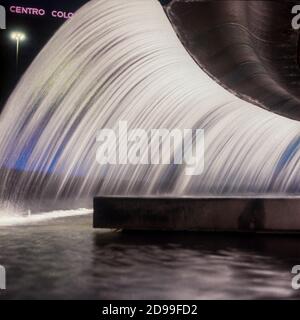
left=93, top=196, right=300, bottom=233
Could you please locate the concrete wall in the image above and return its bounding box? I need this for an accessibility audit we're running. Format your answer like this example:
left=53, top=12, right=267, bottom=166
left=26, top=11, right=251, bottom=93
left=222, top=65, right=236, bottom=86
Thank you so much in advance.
left=94, top=197, right=300, bottom=232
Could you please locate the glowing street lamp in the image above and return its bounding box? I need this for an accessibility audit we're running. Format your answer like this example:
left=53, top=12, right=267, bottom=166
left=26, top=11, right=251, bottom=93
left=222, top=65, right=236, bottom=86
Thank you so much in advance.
left=10, top=31, right=26, bottom=70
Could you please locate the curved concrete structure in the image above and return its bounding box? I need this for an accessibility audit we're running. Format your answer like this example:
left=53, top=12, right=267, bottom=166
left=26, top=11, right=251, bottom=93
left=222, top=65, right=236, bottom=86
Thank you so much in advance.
left=167, top=0, right=300, bottom=120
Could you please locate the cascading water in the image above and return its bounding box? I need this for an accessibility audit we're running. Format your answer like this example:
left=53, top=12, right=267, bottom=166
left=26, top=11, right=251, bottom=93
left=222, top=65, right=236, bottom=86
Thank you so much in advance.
left=0, top=0, right=300, bottom=213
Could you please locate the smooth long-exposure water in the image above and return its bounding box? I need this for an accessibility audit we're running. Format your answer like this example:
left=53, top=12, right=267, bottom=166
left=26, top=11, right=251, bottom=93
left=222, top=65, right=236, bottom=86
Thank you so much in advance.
left=1, top=0, right=300, bottom=212
left=0, top=215, right=300, bottom=300
left=1, top=0, right=300, bottom=300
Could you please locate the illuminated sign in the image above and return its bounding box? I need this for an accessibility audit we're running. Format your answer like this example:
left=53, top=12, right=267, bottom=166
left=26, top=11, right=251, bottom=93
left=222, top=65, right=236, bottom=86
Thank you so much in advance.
left=9, top=5, right=74, bottom=19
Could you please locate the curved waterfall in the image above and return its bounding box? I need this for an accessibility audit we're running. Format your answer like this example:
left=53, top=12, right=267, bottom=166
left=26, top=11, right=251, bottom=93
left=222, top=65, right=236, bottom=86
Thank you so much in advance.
left=0, top=0, right=300, bottom=210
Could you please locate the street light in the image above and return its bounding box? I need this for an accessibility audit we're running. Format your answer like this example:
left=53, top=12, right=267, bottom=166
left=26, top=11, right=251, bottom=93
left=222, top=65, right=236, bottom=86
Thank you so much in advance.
left=10, top=31, right=26, bottom=70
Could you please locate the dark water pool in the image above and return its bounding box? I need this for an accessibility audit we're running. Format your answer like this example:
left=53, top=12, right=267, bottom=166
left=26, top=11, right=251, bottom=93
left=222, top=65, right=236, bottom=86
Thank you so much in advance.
left=0, top=215, right=300, bottom=299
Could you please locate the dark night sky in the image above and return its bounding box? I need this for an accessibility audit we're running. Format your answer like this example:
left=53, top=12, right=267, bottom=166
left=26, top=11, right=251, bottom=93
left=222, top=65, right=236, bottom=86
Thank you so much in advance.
left=0, top=0, right=170, bottom=111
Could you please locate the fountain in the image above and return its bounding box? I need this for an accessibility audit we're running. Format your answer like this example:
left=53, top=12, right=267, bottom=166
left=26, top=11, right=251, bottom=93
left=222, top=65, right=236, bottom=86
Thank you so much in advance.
left=0, top=0, right=300, bottom=230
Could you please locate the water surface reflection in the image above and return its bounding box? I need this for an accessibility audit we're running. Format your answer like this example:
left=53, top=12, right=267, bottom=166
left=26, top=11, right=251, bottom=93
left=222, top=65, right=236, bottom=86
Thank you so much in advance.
left=0, top=216, right=300, bottom=299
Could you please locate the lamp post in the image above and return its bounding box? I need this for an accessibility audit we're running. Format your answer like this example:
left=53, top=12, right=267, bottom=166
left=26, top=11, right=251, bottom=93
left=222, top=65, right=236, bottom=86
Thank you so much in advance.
left=10, top=32, right=26, bottom=72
